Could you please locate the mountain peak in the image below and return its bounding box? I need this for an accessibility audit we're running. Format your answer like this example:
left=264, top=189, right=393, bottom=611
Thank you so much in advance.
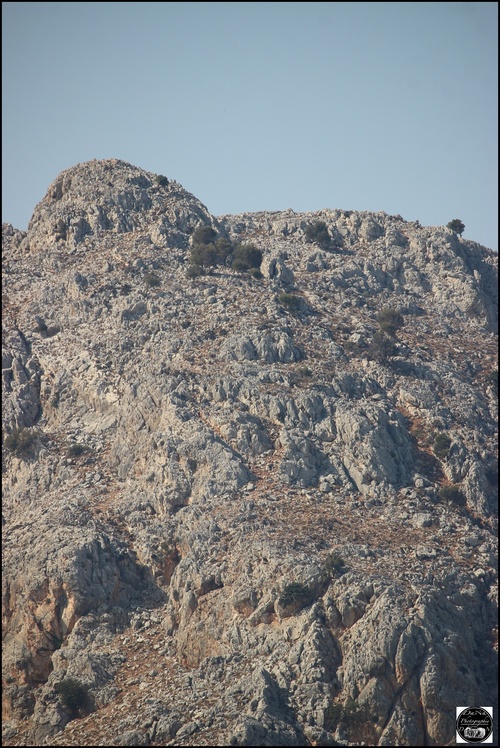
left=26, top=159, right=215, bottom=252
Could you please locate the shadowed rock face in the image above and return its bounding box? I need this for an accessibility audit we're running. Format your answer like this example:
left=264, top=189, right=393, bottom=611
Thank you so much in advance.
left=2, top=159, right=498, bottom=746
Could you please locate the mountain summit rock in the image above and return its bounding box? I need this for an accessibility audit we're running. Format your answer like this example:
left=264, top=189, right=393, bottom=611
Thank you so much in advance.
left=2, top=159, right=498, bottom=746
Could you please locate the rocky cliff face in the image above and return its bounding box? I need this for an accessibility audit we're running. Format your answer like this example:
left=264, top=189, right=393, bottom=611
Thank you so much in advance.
left=2, top=159, right=498, bottom=746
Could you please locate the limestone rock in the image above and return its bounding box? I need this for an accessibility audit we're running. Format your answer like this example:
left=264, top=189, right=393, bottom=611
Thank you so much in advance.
left=1, top=160, right=497, bottom=747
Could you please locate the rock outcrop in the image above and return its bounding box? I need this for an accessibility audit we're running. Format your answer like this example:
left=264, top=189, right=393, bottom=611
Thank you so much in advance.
left=2, top=159, right=498, bottom=746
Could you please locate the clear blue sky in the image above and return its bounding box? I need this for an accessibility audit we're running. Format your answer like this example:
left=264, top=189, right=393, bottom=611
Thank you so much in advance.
left=2, top=2, right=498, bottom=250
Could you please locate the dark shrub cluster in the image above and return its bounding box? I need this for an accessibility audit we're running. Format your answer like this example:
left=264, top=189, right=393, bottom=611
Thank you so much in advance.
left=192, top=225, right=218, bottom=245
left=187, top=225, right=263, bottom=277
left=305, top=220, right=331, bottom=248
left=433, top=433, right=452, bottom=460
left=447, top=218, right=465, bottom=235
left=185, top=263, right=205, bottom=279
left=231, top=243, right=263, bottom=272
left=366, top=306, right=404, bottom=364
left=367, top=331, right=396, bottom=364
left=4, top=428, right=38, bottom=458
left=439, top=484, right=466, bottom=506
left=66, top=442, right=91, bottom=458
left=377, top=306, right=404, bottom=336
left=55, top=678, right=89, bottom=717
left=324, top=552, right=346, bottom=578
left=278, top=582, right=313, bottom=609
left=485, top=464, right=498, bottom=486
left=296, top=365, right=313, bottom=380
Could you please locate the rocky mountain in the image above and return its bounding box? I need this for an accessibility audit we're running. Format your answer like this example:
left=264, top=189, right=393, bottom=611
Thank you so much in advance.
left=2, top=158, right=498, bottom=747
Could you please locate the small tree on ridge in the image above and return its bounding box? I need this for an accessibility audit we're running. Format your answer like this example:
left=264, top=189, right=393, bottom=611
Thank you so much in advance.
left=447, top=219, right=465, bottom=235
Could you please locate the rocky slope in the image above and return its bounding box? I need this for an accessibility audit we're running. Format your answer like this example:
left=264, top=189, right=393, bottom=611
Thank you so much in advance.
left=2, top=158, right=498, bottom=746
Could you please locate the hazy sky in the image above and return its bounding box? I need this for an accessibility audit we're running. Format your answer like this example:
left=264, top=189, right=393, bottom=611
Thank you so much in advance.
left=2, top=2, right=498, bottom=250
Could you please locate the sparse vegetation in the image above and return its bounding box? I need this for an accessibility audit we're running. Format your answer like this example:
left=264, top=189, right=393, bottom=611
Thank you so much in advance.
left=305, top=220, right=330, bottom=248
left=54, top=219, right=67, bottom=241
left=278, top=293, right=302, bottom=313
left=44, top=631, right=63, bottom=651
left=324, top=552, right=346, bottom=578
left=3, top=157, right=499, bottom=748
left=377, top=306, right=404, bottom=336
left=439, top=484, right=466, bottom=506
left=187, top=226, right=263, bottom=277
left=447, top=219, right=465, bottom=235
left=192, top=225, right=218, bottom=246
left=485, top=464, right=498, bottom=486
left=366, top=306, right=406, bottom=363
left=433, top=433, right=452, bottom=460
left=213, top=237, right=234, bottom=263
left=66, top=442, right=91, bottom=458
left=54, top=678, right=89, bottom=717
left=154, top=175, right=169, bottom=187
left=324, top=701, right=344, bottom=732
left=367, top=331, right=396, bottom=364
left=4, top=428, right=38, bottom=458
left=231, top=243, right=263, bottom=272
left=189, top=241, right=222, bottom=270
left=278, top=582, right=313, bottom=609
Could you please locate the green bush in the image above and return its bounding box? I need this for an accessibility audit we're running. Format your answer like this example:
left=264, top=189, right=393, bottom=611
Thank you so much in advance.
left=192, top=225, right=218, bottom=246
left=189, top=235, right=235, bottom=270
left=305, top=220, right=330, bottom=248
left=66, top=442, right=91, bottom=458
left=189, top=242, right=221, bottom=269
left=324, top=552, right=346, bottom=578
left=278, top=582, right=313, bottom=609
left=188, top=227, right=263, bottom=276
left=4, top=428, right=38, bottom=458
left=367, top=331, right=396, bottom=364
left=377, top=307, right=404, bottom=336
left=439, top=484, right=466, bottom=506
left=214, top=237, right=234, bottom=263
left=231, top=243, right=263, bottom=272
left=447, top=219, right=465, bottom=235
left=433, top=433, right=451, bottom=460
left=55, top=678, right=89, bottom=716
left=154, top=175, right=169, bottom=187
